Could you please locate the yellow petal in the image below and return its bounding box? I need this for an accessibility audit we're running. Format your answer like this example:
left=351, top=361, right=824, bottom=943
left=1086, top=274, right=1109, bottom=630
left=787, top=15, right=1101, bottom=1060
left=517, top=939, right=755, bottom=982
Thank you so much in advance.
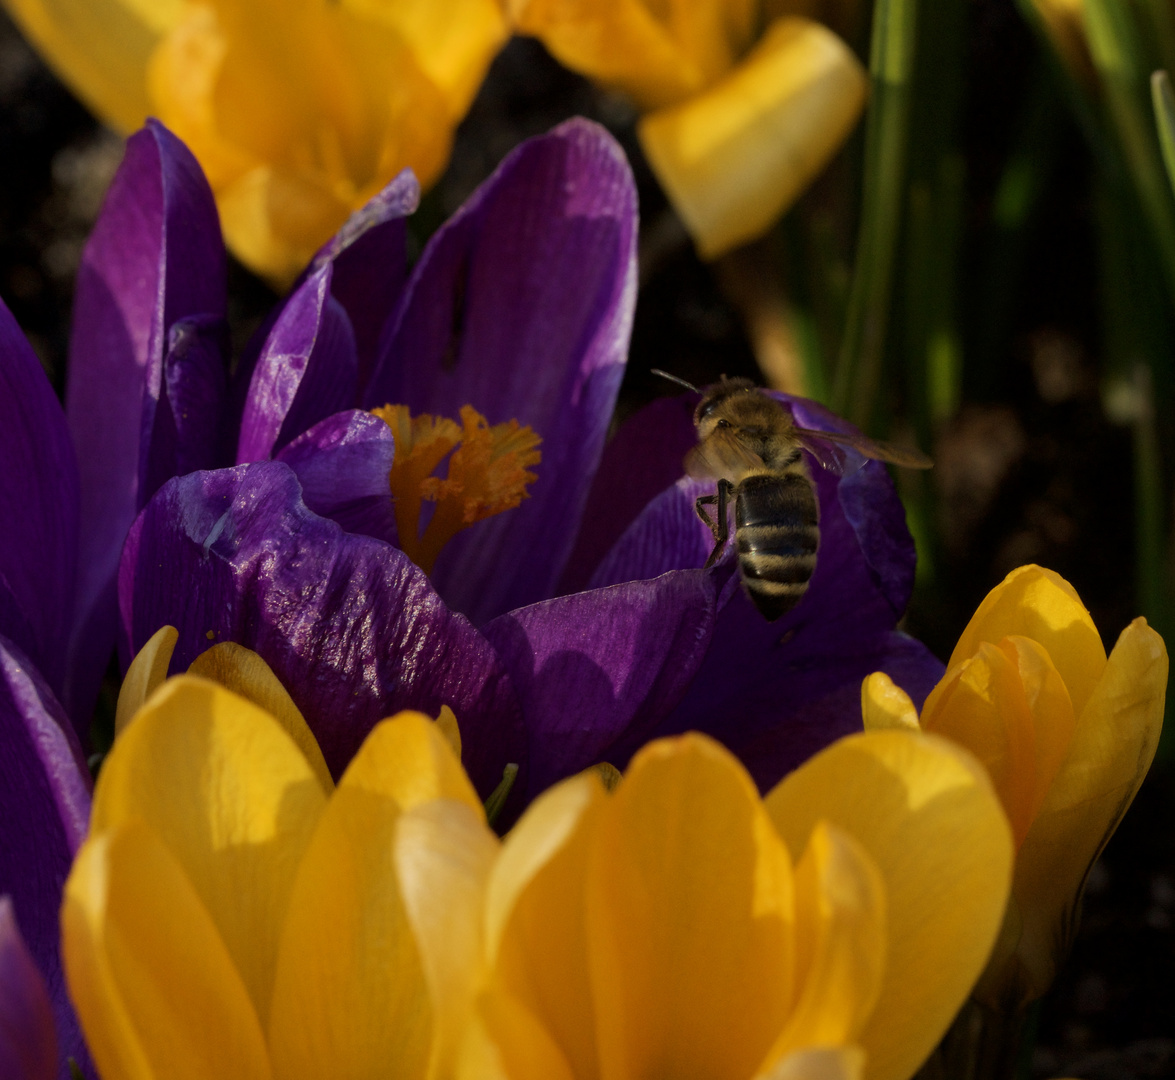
left=459, top=993, right=577, bottom=1080
left=340, top=711, right=484, bottom=816
left=765, top=730, right=1013, bottom=1080
left=62, top=822, right=271, bottom=1080
left=213, top=164, right=353, bottom=287
left=341, top=0, right=509, bottom=119
left=395, top=799, right=500, bottom=1080
left=587, top=734, right=796, bottom=1080
left=761, top=822, right=885, bottom=1070
left=146, top=4, right=260, bottom=189
left=188, top=641, right=334, bottom=793
left=483, top=773, right=606, bottom=1079
left=948, top=565, right=1106, bottom=717
left=149, top=0, right=453, bottom=287
left=861, top=672, right=920, bottom=731
left=91, top=674, right=328, bottom=1026
left=638, top=17, right=868, bottom=259
left=435, top=704, right=463, bottom=760
left=977, top=617, right=1167, bottom=1007
left=267, top=787, right=429, bottom=1077
left=509, top=0, right=754, bottom=110
left=1, top=0, right=173, bottom=132
left=757, top=1046, right=866, bottom=1080
left=920, top=637, right=1075, bottom=848
left=114, top=625, right=178, bottom=737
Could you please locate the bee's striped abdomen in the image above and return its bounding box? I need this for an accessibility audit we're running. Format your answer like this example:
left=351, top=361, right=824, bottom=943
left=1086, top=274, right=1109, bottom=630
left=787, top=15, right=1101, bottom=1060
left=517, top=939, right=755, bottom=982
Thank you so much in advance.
left=734, top=470, right=819, bottom=621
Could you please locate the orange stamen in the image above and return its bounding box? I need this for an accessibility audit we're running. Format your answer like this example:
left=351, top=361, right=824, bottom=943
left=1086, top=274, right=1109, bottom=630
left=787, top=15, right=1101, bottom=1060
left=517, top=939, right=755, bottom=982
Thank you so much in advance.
left=371, top=403, right=541, bottom=575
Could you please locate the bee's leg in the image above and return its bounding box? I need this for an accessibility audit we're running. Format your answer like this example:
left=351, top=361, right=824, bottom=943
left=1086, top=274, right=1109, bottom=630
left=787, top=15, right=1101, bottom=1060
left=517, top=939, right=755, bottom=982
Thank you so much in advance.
left=695, top=494, right=718, bottom=530
left=696, top=480, right=732, bottom=569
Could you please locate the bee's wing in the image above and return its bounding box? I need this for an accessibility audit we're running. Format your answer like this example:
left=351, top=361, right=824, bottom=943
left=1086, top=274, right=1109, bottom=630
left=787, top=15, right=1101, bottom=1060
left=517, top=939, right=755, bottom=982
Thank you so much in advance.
left=684, top=429, right=765, bottom=480
left=792, top=426, right=933, bottom=474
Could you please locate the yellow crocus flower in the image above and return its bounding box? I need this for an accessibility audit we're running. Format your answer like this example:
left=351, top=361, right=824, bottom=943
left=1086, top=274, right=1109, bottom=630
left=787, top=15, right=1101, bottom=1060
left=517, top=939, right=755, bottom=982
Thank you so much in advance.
left=510, top=0, right=868, bottom=258
left=462, top=729, right=1012, bottom=1080
left=862, top=564, right=1167, bottom=1010
left=2, top=0, right=508, bottom=285
left=68, top=642, right=1010, bottom=1080
left=63, top=673, right=496, bottom=1080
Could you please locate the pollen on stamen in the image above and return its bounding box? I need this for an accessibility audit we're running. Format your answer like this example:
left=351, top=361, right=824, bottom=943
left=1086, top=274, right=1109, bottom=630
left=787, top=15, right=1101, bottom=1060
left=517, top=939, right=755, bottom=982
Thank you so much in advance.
left=371, top=403, right=541, bottom=575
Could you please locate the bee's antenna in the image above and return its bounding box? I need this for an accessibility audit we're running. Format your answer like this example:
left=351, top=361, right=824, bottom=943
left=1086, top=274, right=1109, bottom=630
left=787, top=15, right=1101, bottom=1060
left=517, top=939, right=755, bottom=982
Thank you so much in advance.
left=650, top=369, right=699, bottom=393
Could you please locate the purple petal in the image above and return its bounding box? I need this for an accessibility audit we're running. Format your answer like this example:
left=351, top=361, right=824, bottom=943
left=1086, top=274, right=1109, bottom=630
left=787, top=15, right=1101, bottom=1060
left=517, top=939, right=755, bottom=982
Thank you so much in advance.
left=603, top=414, right=923, bottom=787
left=274, top=410, right=397, bottom=545
left=237, top=266, right=358, bottom=462
left=363, top=119, right=638, bottom=624
left=558, top=393, right=698, bottom=593
left=483, top=570, right=716, bottom=796
left=0, top=298, right=78, bottom=698
left=310, top=170, right=419, bottom=390
left=0, top=898, right=57, bottom=1080
left=64, top=119, right=226, bottom=726
left=222, top=171, right=419, bottom=450
left=0, top=637, right=92, bottom=1079
left=717, top=632, right=944, bottom=792
left=143, top=314, right=230, bottom=495
left=836, top=459, right=918, bottom=617
left=587, top=477, right=714, bottom=588
left=117, top=462, right=525, bottom=796
left=784, top=394, right=917, bottom=616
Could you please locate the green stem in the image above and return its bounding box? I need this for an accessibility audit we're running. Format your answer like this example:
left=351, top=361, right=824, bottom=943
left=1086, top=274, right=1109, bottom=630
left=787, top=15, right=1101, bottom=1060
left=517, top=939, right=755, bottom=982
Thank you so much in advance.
left=1151, top=70, right=1175, bottom=197
left=1084, top=0, right=1175, bottom=303
left=832, top=0, right=918, bottom=427
left=1141, top=0, right=1175, bottom=88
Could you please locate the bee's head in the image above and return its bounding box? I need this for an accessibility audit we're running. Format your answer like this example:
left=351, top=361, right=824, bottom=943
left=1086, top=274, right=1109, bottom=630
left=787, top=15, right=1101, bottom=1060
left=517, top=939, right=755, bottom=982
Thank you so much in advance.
left=693, top=377, right=757, bottom=429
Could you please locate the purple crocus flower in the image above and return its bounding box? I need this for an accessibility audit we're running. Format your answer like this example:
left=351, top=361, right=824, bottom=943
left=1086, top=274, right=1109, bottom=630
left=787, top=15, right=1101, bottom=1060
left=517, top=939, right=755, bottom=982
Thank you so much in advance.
left=0, top=297, right=94, bottom=1078
left=574, top=391, right=946, bottom=790
left=0, top=898, right=58, bottom=1080
left=63, top=122, right=227, bottom=729
left=64, top=116, right=633, bottom=729
left=104, top=119, right=945, bottom=810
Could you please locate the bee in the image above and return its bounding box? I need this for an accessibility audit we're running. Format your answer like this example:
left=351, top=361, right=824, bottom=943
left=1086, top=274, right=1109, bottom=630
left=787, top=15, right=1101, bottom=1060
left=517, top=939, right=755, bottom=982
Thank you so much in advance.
left=654, top=372, right=932, bottom=621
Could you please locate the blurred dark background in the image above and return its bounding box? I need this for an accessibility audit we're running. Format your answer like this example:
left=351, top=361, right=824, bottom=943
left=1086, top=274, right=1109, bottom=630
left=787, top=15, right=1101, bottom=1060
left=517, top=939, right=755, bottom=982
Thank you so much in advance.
left=0, top=0, right=1171, bottom=1074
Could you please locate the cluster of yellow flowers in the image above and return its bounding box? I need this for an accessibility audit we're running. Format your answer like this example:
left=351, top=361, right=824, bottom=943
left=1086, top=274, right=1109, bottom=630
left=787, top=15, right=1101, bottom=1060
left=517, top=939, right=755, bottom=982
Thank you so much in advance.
left=2, top=0, right=509, bottom=284
left=63, top=565, right=1165, bottom=1079
left=2, top=0, right=868, bottom=285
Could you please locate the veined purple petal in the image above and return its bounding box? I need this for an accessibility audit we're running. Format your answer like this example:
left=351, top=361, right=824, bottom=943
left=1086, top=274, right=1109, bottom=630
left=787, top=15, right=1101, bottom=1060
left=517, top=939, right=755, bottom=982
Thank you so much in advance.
left=786, top=394, right=917, bottom=615
left=621, top=454, right=925, bottom=786
left=364, top=119, right=638, bottom=624
left=0, top=298, right=78, bottom=698
left=237, top=266, right=358, bottom=462
left=223, top=171, right=419, bottom=448
left=143, top=314, right=230, bottom=496
left=483, top=569, right=716, bottom=797
left=836, top=458, right=918, bottom=617
left=117, top=462, right=525, bottom=797
left=65, top=119, right=226, bottom=727
left=0, top=637, right=92, bottom=1079
left=274, top=410, right=397, bottom=546
left=311, top=170, right=419, bottom=390
left=0, top=898, right=57, bottom=1080
left=559, top=394, right=698, bottom=593
left=588, top=477, right=714, bottom=589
